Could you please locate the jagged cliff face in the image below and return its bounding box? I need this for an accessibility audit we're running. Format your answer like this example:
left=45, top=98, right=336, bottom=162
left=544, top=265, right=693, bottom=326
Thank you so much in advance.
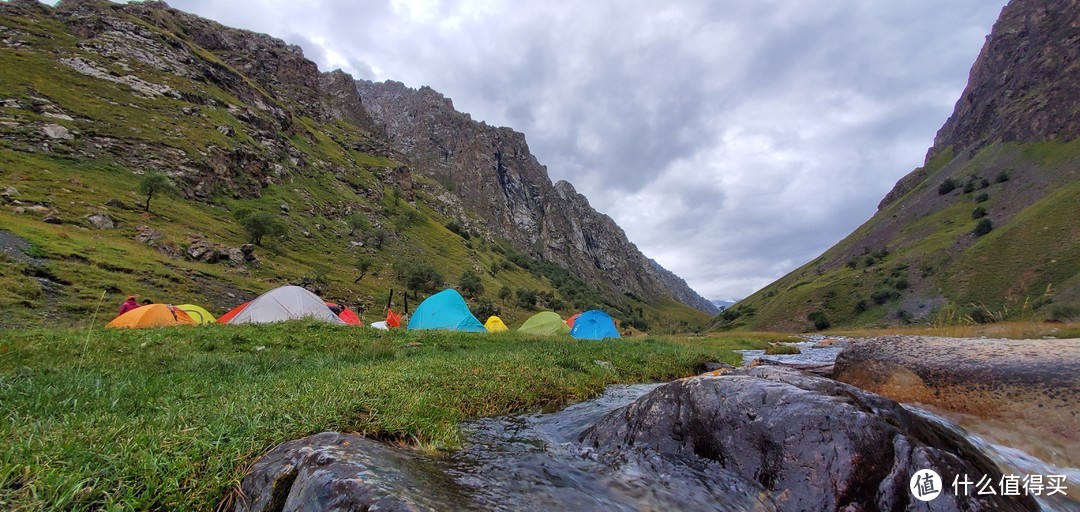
left=722, top=0, right=1080, bottom=331
left=0, top=0, right=716, bottom=325
left=355, top=80, right=718, bottom=313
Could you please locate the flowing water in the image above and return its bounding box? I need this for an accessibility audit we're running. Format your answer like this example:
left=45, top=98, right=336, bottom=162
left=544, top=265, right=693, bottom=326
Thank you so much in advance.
left=321, top=339, right=1076, bottom=510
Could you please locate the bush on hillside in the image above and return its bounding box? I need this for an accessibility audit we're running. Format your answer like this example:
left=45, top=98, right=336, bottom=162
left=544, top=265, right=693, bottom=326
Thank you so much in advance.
left=975, top=193, right=990, bottom=203
left=972, top=219, right=993, bottom=237
left=399, top=262, right=444, bottom=293
left=972, top=206, right=987, bottom=219
left=234, top=209, right=286, bottom=246
left=459, top=269, right=484, bottom=298
left=938, top=178, right=957, bottom=195
left=995, top=171, right=1010, bottom=183
left=807, top=311, right=830, bottom=331
left=871, top=288, right=900, bottom=305
left=515, top=288, right=538, bottom=310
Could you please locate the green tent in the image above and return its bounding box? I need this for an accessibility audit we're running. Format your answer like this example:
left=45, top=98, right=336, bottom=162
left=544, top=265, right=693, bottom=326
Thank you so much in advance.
left=517, top=311, right=571, bottom=335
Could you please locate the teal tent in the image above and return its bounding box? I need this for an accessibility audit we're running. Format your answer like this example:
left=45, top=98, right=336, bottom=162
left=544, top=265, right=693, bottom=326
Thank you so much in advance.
left=569, top=310, right=621, bottom=340
left=407, top=289, right=487, bottom=332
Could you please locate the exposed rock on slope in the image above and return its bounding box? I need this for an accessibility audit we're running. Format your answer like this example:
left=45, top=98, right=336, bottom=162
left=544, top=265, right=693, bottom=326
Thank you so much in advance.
left=356, top=79, right=716, bottom=311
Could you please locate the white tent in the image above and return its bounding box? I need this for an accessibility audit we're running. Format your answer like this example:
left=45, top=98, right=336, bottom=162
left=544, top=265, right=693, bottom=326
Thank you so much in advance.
left=225, top=285, right=345, bottom=325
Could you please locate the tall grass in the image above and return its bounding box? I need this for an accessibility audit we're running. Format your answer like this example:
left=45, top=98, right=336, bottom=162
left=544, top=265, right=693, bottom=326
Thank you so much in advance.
left=0, top=323, right=760, bottom=510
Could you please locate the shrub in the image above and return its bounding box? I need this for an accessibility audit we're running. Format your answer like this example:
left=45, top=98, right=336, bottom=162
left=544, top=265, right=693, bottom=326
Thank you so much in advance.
left=962, top=180, right=976, bottom=194
left=938, top=178, right=957, bottom=195
left=853, top=300, right=868, bottom=314
left=807, top=311, right=830, bottom=331
left=871, top=288, right=900, bottom=305
left=473, top=298, right=499, bottom=320
left=497, top=286, right=512, bottom=300
left=845, top=259, right=857, bottom=269
left=764, top=344, right=801, bottom=355
left=974, top=193, right=989, bottom=203
left=234, top=210, right=286, bottom=245
left=894, top=278, right=910, bottom=290
left=972, top=219, right=993, bottom=237
left=459, top=269, right=484, bottom=298
left=995, top=171, right=1010, bottom=183
left=401, top=263, right=444, bottom=293
left=515, top=288, right=538, bottom=310
left=972, top=206, right=987, bottom=219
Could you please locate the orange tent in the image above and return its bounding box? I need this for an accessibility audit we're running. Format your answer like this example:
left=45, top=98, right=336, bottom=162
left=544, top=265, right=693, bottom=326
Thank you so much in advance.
left=106, top=304, right=196, bottom=329
left=326, top=302, right=363, bottom=325
left=566, top=313, right=582, bottom=327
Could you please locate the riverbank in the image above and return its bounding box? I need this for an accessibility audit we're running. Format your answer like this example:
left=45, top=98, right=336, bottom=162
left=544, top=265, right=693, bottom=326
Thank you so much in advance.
left=0, top=324, right=770, bottom=510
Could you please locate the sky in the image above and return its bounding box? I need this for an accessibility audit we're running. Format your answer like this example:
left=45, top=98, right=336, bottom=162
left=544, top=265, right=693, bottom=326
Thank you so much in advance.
left=124, top=0, right=1006, bottom=300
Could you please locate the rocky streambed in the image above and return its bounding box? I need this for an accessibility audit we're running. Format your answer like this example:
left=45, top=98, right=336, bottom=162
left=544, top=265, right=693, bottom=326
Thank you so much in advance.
left=234, top=336, right=1078, bottom=511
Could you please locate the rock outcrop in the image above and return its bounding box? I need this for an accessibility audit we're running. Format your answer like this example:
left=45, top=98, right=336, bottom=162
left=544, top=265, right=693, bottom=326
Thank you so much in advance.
left=581, top=366, right=1039, bottom=512
left=833, top=335, right=1080, bottom=468
left=355, top=79, right=715, bottom=311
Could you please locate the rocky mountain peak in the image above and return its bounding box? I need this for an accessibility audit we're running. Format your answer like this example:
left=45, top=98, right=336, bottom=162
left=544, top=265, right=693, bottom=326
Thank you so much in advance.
left=356, top=79, right=717, bottom=313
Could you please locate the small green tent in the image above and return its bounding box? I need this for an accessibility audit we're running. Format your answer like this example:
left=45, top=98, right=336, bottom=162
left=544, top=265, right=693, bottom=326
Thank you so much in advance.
left=518, top=311, right=570, bottom=335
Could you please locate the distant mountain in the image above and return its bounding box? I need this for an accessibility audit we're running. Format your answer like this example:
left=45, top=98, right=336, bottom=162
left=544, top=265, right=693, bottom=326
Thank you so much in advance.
left=716, top=0, right=1080, bottom=331
left=0, top=0, right=712, bottom=328
left=710, top=299, right=736, bottom=311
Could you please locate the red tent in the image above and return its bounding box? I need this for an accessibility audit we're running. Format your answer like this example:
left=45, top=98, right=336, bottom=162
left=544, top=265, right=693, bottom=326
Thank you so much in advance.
left=217, top=301, right=251, bottom=324
left=566, top=313, right=582, bottom=327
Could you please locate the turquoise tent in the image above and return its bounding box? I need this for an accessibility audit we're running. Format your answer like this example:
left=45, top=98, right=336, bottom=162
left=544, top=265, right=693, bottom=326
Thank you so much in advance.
left=569, top=310, right=621, bottom=340
left=407, top=289, right=487, bottom=332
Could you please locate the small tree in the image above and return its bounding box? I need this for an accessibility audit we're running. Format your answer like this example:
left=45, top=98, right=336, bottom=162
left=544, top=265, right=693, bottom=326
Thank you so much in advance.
left=459, top=269, right=484, bottom=298
left=971, top=206, right=987, bottom=219
left=346, top=213, right=371, bottom=236
left=404, top=263, right=444, bottom=293
left=972, top=218, right=993, bottom=237
left=235, top=210, right=286, bottom=245
left=515, top=288, right=538, bottom=310
left=937, top=178, right=957, bottom=195
left=498, top=285, right=512, bottom=300
left=354, top=255, right=374, bottom=283
left=138, top=172, right=174, bottom=213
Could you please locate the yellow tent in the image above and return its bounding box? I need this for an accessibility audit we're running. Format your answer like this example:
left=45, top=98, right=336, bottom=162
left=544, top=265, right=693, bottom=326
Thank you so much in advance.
left=176, top=304, right=216, bottom=324
left=106, top=304, right=196, bottom=329
left=484, top=315, right=508, bottom=332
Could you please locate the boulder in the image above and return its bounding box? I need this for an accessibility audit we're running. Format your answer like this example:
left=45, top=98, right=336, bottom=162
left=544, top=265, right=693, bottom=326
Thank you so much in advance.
left=41, top=123, right=73, bottom=140
left=833, top=335, right=1080, bottom=467
left=580, top=366, right=1038, bottom=512
left=86, top=212, right=115, bottom=229
left=185, top=239, right=220, bottom=263
left=235, top=432, right=444, bottom=512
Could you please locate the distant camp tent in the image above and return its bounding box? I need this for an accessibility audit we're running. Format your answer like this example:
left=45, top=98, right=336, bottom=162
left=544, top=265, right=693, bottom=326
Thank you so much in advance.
left=407, top=289, right=486, bottom=332
left=518, top=311, right=571, bottom=336
left=222, top=286, right=345, bottom=325
left=176, top=304, right=216, bottom=324
left=566, top=313, right=582, bottom=327
left=484, top=315, right=508, bottom=333
left=569, top=310, right=621, bottom=340
left=326, top=302, right=362, bottom=326
left=106, top=304, right=196, bottom=329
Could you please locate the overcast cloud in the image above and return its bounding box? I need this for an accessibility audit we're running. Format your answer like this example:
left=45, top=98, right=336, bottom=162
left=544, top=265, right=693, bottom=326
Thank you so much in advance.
left=135, top=0, right=1005, bottom=300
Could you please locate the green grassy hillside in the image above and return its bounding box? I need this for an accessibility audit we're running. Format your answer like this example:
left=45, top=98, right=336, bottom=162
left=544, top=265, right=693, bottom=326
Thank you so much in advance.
left=717, top=140, right=1080, bottom=331
left=0, top=2, right=709, bottom=331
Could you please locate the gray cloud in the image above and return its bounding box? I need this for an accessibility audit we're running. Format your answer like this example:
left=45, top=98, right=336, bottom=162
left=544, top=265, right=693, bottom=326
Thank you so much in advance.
left=143, top=0, right=1005, bottom=300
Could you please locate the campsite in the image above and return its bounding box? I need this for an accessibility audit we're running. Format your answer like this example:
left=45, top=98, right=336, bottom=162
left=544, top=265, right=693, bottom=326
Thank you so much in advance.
left=1, top=0, right=1079, bottom=510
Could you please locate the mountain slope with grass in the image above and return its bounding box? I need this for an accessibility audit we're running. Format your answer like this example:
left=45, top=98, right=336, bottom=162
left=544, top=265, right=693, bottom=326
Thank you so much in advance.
left=717, top=0, right=1080, bottom=331
left=0, top=0, right=711, bottom=329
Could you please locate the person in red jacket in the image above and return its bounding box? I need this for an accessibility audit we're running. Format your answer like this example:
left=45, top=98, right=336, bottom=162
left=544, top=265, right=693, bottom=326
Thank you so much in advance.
left=118, top=295, right=139, bottom=316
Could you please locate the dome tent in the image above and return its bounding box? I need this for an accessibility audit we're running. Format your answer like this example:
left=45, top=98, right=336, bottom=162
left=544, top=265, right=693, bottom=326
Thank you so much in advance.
left=569, top=310, right=621, bottom=340
left=176, top=304, right=216, bottom=324
left=484, top=315, right=509, bottom=332
left=106, top=304, right=196, bottom=329
left=223, top=286, right=345, bottom=325
left=518, top=311, right=571, bottom=336
left=407, top=289, right=486, bottom=332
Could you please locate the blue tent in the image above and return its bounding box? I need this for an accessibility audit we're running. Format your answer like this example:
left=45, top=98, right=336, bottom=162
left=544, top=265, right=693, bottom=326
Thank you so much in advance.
left=407, top=289, right=487, bottom=332
left=569, top=310, right=621, bottom=340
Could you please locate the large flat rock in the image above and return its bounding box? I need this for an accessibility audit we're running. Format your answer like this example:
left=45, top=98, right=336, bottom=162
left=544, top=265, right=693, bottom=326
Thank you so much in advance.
left=833, top=335, right=1080, bottom=467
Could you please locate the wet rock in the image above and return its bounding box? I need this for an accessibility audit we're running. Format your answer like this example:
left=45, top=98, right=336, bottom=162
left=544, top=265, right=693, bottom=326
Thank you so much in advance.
left=580, top=366, right=1038, bottom=512
left=235, top=432, right=446, bottom=512
left=86, top=212, right=115, bottom=229
left=834, top=335, right=1080, bottom=467
left=702, top=362, right=734, bottom=372
left=42, top=215, right=62, bottom=224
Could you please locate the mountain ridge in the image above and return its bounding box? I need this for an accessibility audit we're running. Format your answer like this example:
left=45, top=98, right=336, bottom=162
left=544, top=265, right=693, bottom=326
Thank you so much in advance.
left=0, top=0, right=713, bottom=328
left=718, top=0, right=1080, bottom=331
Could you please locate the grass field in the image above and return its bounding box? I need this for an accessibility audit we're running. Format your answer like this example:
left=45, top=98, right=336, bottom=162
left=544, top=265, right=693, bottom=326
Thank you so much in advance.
left=0, top=323, right=770, bottom=511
